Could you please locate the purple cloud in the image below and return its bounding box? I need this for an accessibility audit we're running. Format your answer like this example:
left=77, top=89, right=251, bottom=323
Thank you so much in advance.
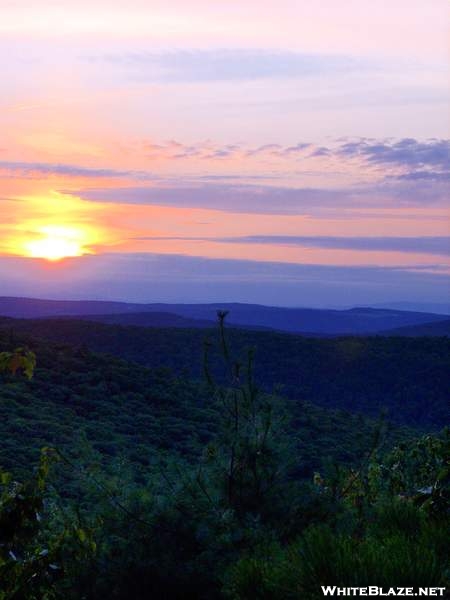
left=211, top=235, right=450, bottom=256
left=71, top=177, right=449, bottom=214
left=0, top=161, right=156, bottom=180
left=338, top=138, right=450, bottom=171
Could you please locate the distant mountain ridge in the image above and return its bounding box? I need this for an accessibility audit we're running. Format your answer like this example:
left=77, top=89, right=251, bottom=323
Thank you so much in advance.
left=0, top=296, right=446, bottom=335
left=52, top=312, right=273, bottom=332
left=378, top=319, right=450, bottom=337
left=371, top=301, right=450, bottom=315
left=53, top=311, right=218, bottom=329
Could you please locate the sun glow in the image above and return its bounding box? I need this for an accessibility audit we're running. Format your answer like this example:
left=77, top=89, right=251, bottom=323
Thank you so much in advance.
left=24, top=226, right=88, bottom=261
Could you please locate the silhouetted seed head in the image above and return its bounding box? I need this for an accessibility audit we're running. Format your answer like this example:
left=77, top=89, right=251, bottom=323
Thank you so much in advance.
left=217, top=310, right=229, bottom=324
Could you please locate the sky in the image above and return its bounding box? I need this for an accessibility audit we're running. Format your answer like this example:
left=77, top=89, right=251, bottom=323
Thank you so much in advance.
left=1, top=0, right=449, bottom=307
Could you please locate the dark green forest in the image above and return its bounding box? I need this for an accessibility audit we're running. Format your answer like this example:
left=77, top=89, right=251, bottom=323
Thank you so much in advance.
left=2, top=317, right=449, bottom=426
left=0, top=315, right=448, bottom=599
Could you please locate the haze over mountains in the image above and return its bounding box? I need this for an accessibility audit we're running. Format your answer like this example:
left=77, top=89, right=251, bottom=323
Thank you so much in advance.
left=0, top=296, right=449, bottom=336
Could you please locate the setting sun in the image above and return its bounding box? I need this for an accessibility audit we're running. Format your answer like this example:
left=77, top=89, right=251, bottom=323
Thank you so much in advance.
left=24, top=226, right=87, bottom=261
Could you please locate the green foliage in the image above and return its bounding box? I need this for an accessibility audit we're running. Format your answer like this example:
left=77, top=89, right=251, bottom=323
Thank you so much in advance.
left=2, top=317, right=449, bottom=427
left=224, top=429, right=450, bottom=599
left=225, top=513, right=449, bottom=599
left=199, top=312, right=291, bottom=519
left=0, top=348, right=36, bottom=380
left=0, top=315, right=448, bottom=598
left=0, top=327, right=402, bottom=482
left=0, top=448, right=95, bottom=600
left=381, top=429, right=450, bottom=516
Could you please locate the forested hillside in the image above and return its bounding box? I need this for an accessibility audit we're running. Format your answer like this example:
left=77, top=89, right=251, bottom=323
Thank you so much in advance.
left=2, top=317, right=449, bottom=427
left=0, top=327, right=409, bottom=479
left=0, top=316, right=448, bottom=599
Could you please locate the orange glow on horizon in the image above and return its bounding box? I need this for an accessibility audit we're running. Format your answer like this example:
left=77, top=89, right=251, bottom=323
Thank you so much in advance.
left=1, top=192, right=123, bottom=261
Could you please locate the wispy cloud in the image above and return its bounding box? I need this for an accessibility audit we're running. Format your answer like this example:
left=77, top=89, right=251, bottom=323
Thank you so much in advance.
left=4, top=138, right=448, bottom=179
left=395, top=171, right=450, bottom=182
left=144, top=138, right=450, bottom=180
left=0, top=161, right=156, bottom=180
left=73, top=177, right=449, bottom=215
left=67, top=184, right=350, bottom=214
left=337, top=137, right=450, bottom=171
left=143, top=139, right=315, bottom=161
left=3, top=138, right=448, bottom=216
left=94, top=49, right=362, bottom=82
left=211, top=235, right=450, bottom=256
left=131, top=235, right=450, bottom=256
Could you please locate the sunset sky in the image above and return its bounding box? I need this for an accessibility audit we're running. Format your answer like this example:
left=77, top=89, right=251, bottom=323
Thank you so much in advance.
left=1, top=0, right=449, bottom=307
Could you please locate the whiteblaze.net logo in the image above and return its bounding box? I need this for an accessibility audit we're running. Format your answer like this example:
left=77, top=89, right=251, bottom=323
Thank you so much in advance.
left=321, top=587, right=446, bottom=597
